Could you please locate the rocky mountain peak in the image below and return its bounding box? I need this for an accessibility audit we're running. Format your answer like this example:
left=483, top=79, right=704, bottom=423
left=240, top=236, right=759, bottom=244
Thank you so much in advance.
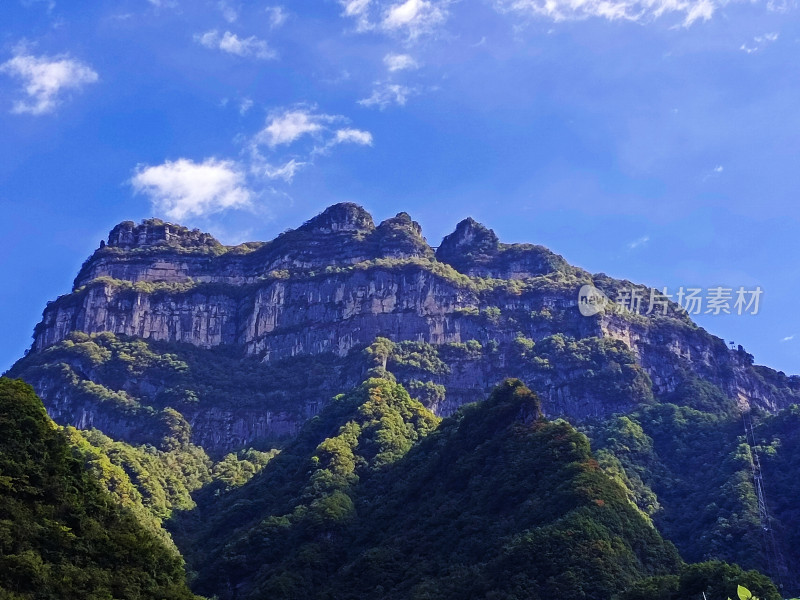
left=436, top=217, right=499, bottom=262
left=107, top=219, right=221, bottom=251
left=297, top=202, right=375, bottom=235
left=436, top=217, right=501, bottom=275
left=436, top=217, right=572, bottom=279
left=378, top=211, right=420, bottom=235
left=375, top=212, right=433, bottom=259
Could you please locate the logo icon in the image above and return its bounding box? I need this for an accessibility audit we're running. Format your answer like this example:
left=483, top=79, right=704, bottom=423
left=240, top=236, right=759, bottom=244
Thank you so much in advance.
left=578, top=284, right=608, bottom=317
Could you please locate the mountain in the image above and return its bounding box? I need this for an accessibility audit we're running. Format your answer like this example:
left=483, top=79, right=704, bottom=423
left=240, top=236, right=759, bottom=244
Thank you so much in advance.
left=177, top=377, right=778, bottom=600
left=6, top=203, right=800, bottom=594
left=0, top=378, right=198, bottom=600
left=12, top=203, right=799, bottom=454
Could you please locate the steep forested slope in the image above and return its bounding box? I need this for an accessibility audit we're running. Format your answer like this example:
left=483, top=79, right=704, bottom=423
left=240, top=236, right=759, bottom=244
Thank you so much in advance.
left=178, top=378, right=776, bottom=600
left=588, top=394, right=800, bottom=593
left=0, top=378, right=198, bottom=600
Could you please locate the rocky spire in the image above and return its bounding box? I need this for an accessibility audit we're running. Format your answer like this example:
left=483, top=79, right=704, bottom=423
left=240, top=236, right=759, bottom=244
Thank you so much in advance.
left=375, top=212, right=434, bottom=259
left=435, top=217, right=500, bottom=269
left=298, top=203, right=375, bottom=234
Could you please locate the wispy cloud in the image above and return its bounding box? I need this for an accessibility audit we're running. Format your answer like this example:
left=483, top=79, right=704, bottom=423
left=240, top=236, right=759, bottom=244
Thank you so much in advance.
left=333, top=128, right=373, bottom=146
left=781, top=334, right=795, bottom=342
left=494, top=0, right=720, bottom=27
left=339, top=0, right=450, bottom=38
left=702, top=164, right=724, bottom=181
left=266, top=5, right=287, bottom=28
left=239, top=97, right=254, bottom=115
left=382, top=0, right=447, bottom=38
left=131, top=158, right=252, bottom=219
left=627, top=235, right=650, bottom=250
left=256, top=109, right=329, bottom=147
left=359, top=83, right=415, bottom=108
left=249, top=106, right=374, bottom=180
left=339, top=0, right=374, bottom=31
left=741, top=32, right=779, bottom=53
left=261, top=159, right=306, bottom=181
left=217, top=0, right=238, bottom=22
left=0, top=45, right=98, bottom=115
left=384, top=52, right=418, bottom=71
left=195, top=30, right=275, bottom=60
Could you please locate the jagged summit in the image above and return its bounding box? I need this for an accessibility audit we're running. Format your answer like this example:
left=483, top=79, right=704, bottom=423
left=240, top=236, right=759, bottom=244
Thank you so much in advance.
left=96, top=207, right=561, bottom=282
left=297, top=202, right=375, bottom=234
left=375, top=211, right=433, bottom=259
left=437, top=217, right=500, bottom=263
left=107, top=218, right=222, bottom=251
left=436, top=217, right=572, bottom=280
left=74, top=204, right=436, bottom=289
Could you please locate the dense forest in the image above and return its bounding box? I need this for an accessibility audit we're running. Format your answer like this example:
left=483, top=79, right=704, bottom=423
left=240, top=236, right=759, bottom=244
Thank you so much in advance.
left=0, top=378, right=199, bottom=599
left=176, top=377, right=777, bottom=600
left=1, top=374, right=785, bottom=599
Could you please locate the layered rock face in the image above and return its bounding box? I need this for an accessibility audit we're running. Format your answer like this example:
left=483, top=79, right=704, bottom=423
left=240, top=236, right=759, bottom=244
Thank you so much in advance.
left=17, top=203, right=800, bottom=452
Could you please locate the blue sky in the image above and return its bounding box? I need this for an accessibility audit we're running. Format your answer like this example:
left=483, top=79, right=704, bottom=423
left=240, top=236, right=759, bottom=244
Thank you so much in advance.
left=1, top=0, right=798, bottom=375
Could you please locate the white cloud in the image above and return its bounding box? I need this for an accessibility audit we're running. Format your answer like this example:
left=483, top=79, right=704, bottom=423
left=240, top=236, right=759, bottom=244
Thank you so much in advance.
left=342, top=0, right=372, bottom=16
left=359, top=83, right=414, bottom=108
left=0, top=47, right=98, bottom=115
left=382, top=0, right=447, bottom=37
left=266, top=5, right=287, bottom=27
left=256, top=109, right=329, bottom=147
left=333, top=128, right=374, bottom=145
left=131, top=158, right=252, bottom=219
left=261, top=159, right=306, bottom=181
left=494, top=0, right=721, bottom=26
left=195, top=30, right=275, bottom=60
left=249, top=107, right=373, bottom=176
left=384, top=53, right=418, bottom=71
left=781, top=334, right=795, bottom=342
left=339, top=0, right=449, bottom=37
left=253, top=108, right=374, bottom=151
left=340, top=0, right=374, bottom=30
left=239, top=97, right=254, bottom=115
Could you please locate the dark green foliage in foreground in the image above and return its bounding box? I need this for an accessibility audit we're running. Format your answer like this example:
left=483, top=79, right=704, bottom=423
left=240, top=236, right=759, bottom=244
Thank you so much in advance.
left=184, top=378, right=687, bottom=600
left=0, top=378, right=198, bottom=600
left=587, top=387, right=800, bottom=593
left=181, top=376, right=439, bottom=597
left=589, top=400, right=764, bottom=572
left=321, top=380, right=681, bottom=600
left=62, top=425, right=276, bottom=549
left=745, top=404, right=800, bottom=591
left=620, top=561, right=779, bottom=600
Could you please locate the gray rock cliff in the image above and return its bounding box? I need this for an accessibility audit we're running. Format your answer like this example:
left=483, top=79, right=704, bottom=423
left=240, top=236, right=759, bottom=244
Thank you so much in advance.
left=14, top=203, right=800, bottom=453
